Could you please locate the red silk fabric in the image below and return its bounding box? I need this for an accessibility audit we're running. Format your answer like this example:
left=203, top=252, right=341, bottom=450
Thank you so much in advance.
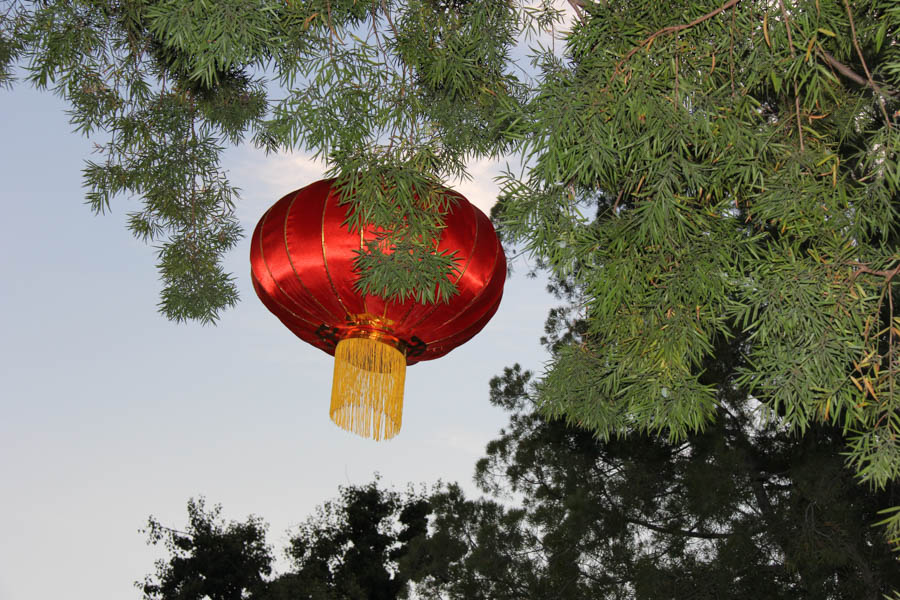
left=250, top=179, right=506, bottom=365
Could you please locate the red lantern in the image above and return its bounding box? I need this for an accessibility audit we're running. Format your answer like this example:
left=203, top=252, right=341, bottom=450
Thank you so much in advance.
left=250, top=179, right=506, bottom=440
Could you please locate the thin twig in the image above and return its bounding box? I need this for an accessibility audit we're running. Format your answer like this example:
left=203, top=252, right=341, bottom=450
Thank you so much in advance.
left=849, top=262, right=900, bottom=281
left=843, top=0, right=892, bottom=126
left=843, top=0, right=874, bottom=83
left=617, top=0, right=743, bottom=67
left=612, top=188, right=624, bottom=212
left=888, top=278, right=894, bottom=405
left=380, top=0, right=401, bottom=39
left=850, top=264, right=900, bottom=403
left=817, top=48, right=892, bottom=95
left=729, top=6, right=736, bottom=97
left=776, top=0, right=795, bottom=54
left=776, top=0, right=804, bottom=151
left=847, top=264, right=900, bottom=381
left=324, top=0, right=344, bottom=45
left=674, top=50, right=680, bottom=106
left=566, top=0, right=586, bottom=23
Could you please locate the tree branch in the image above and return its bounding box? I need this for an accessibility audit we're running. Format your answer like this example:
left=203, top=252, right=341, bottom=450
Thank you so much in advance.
left=624, top=515, right=733, bottom=539
left=774, top=0, right=805, bottom=151
left=566, top=0, right=586, bottom=23
left=618, top=0, right=742, bottom=66
left=843, top=0, right=891, bottom=126
left=848, top=261, right=900, bottom=282
left=817, top=48, right=899, bottom=99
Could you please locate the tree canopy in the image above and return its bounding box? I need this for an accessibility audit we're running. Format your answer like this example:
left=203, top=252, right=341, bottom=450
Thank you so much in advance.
left=4, top=0, right=900, bottom=542
left=141, top=377, right=900, bottom=599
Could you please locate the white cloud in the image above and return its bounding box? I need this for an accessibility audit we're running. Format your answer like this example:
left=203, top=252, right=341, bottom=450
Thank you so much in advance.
left=231, top=148, right=519, bottom=219
left=227, top=148, right=328, bottom=226
left=451, top=157, right=507, bottom=214
left=432, top=427, right=493, bottom=459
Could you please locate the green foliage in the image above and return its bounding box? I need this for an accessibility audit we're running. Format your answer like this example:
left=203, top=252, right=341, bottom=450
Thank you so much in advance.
left=6, top=0, right=267, bottom=322
left=333, top=162, right=464, bottom=303
left=488, top=0, right=900, bottom=538
left=498, top=0, right=899, bottom=444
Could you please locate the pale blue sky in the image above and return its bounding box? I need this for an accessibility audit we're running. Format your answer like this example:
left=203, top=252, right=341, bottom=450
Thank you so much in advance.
left=0, top=80, right=554, bottom=599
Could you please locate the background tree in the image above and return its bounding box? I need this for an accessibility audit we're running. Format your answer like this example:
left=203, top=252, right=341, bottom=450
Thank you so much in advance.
left=141, top=371, right=900, bottom=599
left=432, top=362, right=900, bottom=599
left=142, top=484, right=431, bottom=600
left=140, top=498, right=272, bottom=600
left=142, top=265, right=900, bottom=599
left=4, top=0, right=900, bottom=540
left=271, top=481, right=430, bottom=600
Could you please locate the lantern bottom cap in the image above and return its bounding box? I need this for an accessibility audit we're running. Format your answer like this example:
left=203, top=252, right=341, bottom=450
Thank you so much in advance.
left=330, top=337, right=406, bottom=441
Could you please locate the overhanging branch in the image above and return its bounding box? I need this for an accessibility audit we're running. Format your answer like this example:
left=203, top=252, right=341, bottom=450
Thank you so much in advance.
left=618, top=0, right=742, bottom=66
left=818, top=48, right=899, bottom=100
left=624, top=515, right=733, bottom=540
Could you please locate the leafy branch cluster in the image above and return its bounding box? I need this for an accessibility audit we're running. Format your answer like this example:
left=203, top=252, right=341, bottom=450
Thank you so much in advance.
left=489, top=0, right=900, bottom=540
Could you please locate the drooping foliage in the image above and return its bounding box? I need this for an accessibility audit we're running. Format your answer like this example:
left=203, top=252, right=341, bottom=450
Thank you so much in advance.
left=491, top=0, right=900, bottom=538
left=1, top=0, right=527, bottom=318
left=495, top=0, right=900, bottom=488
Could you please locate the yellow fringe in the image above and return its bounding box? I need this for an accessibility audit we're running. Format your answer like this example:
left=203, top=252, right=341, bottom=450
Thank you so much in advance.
left=330, top=337, right=406, bottom=440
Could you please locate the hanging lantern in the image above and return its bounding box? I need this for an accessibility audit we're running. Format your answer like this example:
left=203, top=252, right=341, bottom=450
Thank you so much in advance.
left=250, top=179, right=506, bottom=440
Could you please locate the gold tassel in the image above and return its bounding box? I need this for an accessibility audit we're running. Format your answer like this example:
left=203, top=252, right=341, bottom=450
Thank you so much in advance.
left=330, top=336, right=407, bottom=440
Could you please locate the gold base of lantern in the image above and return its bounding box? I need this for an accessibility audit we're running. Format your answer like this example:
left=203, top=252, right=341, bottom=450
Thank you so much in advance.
left=330, top=336, right=407, bottom=440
